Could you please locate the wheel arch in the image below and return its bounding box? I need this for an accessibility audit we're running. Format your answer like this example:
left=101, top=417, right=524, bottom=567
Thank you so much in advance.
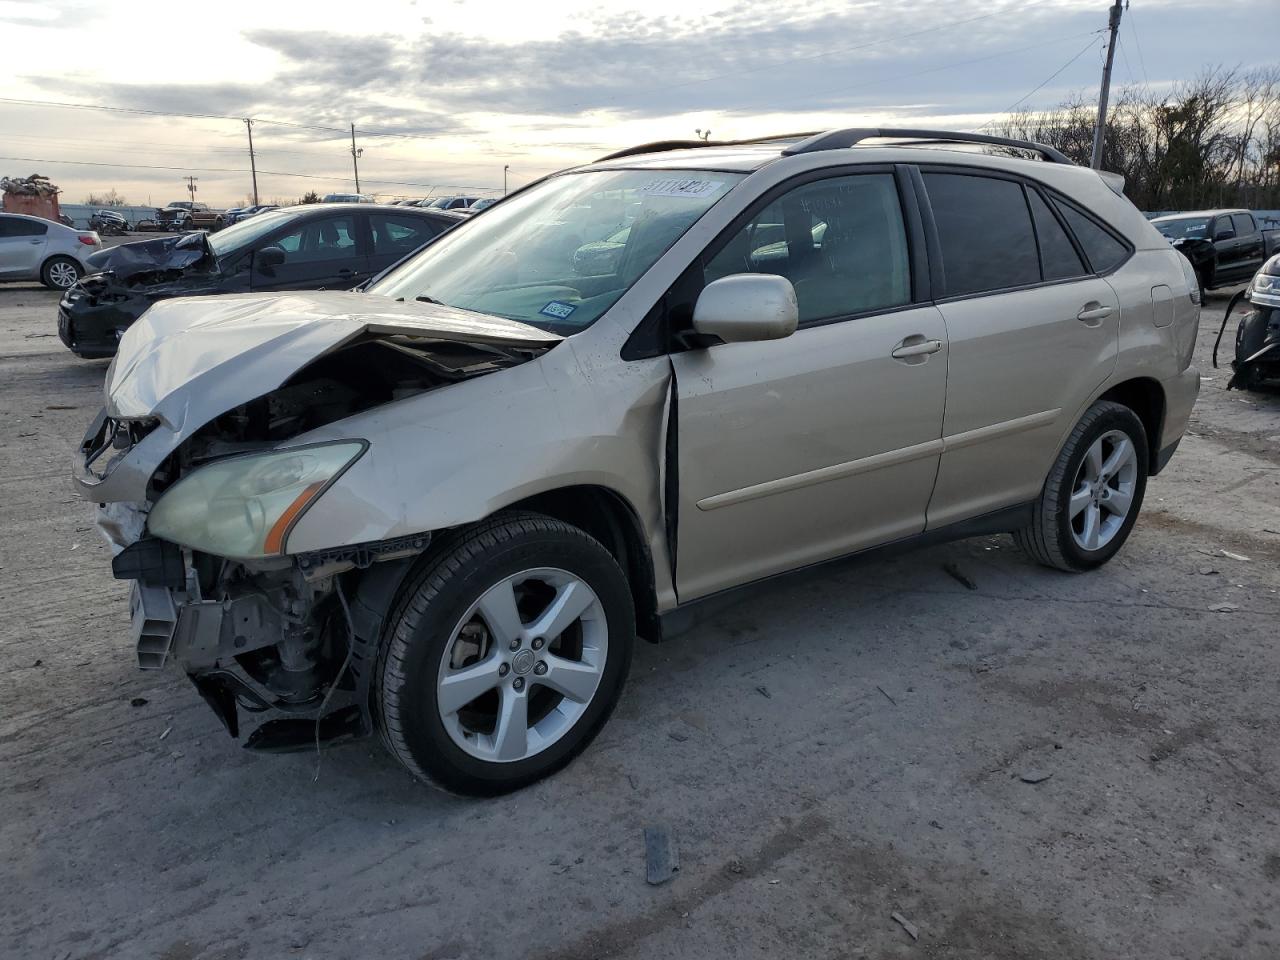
left=503, top=484, right=661, bottom=643
left=1096, top=377, right=1166, bottom=473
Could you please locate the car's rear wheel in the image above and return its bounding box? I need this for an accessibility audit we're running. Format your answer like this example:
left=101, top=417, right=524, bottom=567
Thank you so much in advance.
left=376, top=513, right=634, bottom=795
left=1014, top=401, right=1149, bottom=572
left=41, top=256, right=82, bottom=290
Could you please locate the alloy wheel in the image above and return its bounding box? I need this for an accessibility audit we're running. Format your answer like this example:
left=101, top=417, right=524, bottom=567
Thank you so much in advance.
left=435, top=567, right=608, bottom=763
left=1069, top=429, right=1138, bottom=551
left=48, top=261, right=79, bottom=288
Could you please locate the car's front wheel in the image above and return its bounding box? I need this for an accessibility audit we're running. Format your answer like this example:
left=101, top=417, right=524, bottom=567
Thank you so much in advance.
left=1015, top=400, right=1149, bottom=572
left=41, top=256, right=82, bottom=290
left=376, top=513, right=634, bottom=795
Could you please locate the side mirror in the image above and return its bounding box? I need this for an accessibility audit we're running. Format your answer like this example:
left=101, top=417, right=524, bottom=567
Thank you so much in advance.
left=1214, top=228, right=1235, bottom=241
left=255, top=246, right=286, bottom=270
left=692, top=274, right=798, bottom=344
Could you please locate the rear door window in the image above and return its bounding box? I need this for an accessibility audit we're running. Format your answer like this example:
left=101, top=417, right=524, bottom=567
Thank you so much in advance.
left=0, top=216, right=49, bottom=237
left=1054, top=201, right=1130, bottom=274
left=922, top=172, right=1040, bottom=296
left=1027, top=188, right=1087, bottom=281
left=1231, top=213, right=1256, bottom=236
left=370, top=214, right=443, bottom=256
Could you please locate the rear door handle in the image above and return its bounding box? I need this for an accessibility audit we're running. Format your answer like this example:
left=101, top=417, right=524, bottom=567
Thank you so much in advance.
left=891, top=337, right=943, bottom=360
left=1077, top=304, right=1114, bottom=324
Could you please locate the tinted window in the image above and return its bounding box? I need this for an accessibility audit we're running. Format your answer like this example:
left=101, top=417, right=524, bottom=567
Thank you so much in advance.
left=1027, top=189, right=1087, bottom=281
left=371, top=214, right=443, bottom=256
left=0, top=216, right=49, bottom=238
left=271, top=215, right=357, bottom=263
left=923, top=173, right=1039, bottom=296
left=1231, top=213, right=1255, bottom=236
left=1055, top=201, right=1129, bottom=273
left=703, top=173, right=910, bottom=324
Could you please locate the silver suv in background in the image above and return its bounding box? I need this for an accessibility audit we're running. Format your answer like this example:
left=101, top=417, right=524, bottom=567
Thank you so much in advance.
left=74, top=128, right=1199, bottom=795
left=0, top=213, right=102, bottom=288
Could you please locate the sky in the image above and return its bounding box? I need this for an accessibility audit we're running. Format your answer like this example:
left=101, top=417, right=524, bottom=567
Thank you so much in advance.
left=0, top=0, right=1274, bottom=207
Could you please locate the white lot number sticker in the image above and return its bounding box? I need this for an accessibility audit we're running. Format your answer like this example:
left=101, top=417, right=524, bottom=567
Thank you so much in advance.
left=641, top=178, right=725, bottom=200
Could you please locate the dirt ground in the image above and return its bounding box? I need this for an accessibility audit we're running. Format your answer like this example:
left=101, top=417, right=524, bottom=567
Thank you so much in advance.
left=1, top=279, right=1278, bottom=960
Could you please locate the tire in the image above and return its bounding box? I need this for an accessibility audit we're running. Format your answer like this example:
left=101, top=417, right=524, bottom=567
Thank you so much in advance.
left=1014, top=401, right=1149, bottom=572
left=376, top=512, right=634, bottom=795
left=41, top=256, right=82, bottom=290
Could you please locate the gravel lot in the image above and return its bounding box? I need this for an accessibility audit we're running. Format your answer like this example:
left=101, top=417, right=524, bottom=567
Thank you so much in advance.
left=2, top=278, right=1278, bottom=960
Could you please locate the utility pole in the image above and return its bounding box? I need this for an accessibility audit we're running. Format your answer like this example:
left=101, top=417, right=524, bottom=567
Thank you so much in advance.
left=244, top=118, right=259, bottom=206
left=184, top=175, right=199, bottom=202
left=1090, top=0, right=1124, bottom=170
left=350, top=124, right=363, bottom=195
left=503, top=164, right=510, bottom=195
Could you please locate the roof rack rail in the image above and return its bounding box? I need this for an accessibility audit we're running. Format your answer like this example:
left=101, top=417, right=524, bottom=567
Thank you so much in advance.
left=595, top=132, right=821, bottom=163
left=780, top=128, right=1073, bottom=164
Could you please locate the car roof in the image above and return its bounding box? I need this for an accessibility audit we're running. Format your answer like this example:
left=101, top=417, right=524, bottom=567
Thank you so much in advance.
left=1151, top=209, right=1248, bottom=221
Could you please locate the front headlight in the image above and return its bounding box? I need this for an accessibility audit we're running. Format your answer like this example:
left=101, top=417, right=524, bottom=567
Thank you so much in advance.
left=148, top=441, right=366, bottom=559
left=1248, top=271, right=1280, bottom=307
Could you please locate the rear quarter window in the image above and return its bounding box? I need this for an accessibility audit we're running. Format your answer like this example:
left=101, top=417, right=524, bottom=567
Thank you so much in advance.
left=1053, top=200, right=1130, bottom=274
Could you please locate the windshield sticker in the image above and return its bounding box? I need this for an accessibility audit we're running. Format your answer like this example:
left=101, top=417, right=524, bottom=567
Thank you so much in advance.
left=640, top=178, right=725, bottom=200
left=539, top=300, right=578, bottom=320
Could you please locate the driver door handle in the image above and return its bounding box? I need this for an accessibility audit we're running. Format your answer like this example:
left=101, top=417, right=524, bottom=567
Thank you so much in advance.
left=891, top=337, right=943, bottom=360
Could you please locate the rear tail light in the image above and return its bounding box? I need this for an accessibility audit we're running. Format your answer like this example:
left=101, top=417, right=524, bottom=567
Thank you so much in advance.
left=78, top=234, right=99, bottom=246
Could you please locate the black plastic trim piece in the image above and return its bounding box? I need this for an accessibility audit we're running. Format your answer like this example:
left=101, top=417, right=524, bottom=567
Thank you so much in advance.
left=659, top=502, right=1035, bottom=638
left=111, top=537, right=185, bottom=588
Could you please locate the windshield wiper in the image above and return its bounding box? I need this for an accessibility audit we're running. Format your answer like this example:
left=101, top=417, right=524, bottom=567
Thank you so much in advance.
left=415, top=294, right=444, bottom=305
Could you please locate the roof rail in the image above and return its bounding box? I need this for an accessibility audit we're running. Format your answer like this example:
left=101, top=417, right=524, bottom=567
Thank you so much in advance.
left=780, top=128, right=1073, bottom=164
left=595, top=132, right=821, bottom=163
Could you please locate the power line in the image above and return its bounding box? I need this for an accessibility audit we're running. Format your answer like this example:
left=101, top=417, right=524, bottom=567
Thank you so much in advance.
left=977, top=32, right=1103, bottom=131
left=767, top=28, right=1103, bottom=112
left=1125, top=2, right=1151, bottom=87
left=0, top=155, right=498, bottom=192
left=575, top=3, right=1047, bottom=109
left=0, top=95, right=449, bottom=144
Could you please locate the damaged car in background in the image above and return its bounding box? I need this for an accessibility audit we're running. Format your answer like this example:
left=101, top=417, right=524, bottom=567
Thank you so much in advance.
left=75, top=129, right=1200, bottom=796
left=57, top=203, right=463, bottom=358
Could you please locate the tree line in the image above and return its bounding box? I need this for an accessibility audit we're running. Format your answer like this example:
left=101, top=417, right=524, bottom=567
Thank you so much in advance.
left=991, top=66, right=1280, bottom=212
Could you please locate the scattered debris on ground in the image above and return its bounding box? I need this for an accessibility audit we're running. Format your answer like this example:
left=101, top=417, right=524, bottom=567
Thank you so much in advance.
left=891, top=911, right=920, bottom=940
left=1020, top=770, right=1053, bottom=784
left=644, top=825, right=679, bottom=886
left=943, top=561, right=978, bottom=590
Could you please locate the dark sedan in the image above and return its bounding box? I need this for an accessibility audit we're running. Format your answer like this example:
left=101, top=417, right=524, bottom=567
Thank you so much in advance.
left=57, top=203, right=463, bottom=358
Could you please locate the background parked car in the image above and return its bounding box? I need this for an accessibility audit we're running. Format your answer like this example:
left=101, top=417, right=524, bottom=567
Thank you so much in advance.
left=155, top=200, right=225, bottom=232
left=1152, top=209, right=1280, bottom=293
left=417, top=195, right=480, bottom=210
left=0, top=212, right=101, bottom=289
left=56, top=203, right=461, bottom=357
left=225, top=204, right=278, bottom=225
left=88, top=209, right=131, bottom=235
left=322, top=193, right=373, bottom=203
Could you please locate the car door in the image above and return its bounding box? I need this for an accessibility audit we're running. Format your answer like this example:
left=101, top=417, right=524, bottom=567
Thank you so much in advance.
left=367, top=212, right=447, bottom=275
left=670, top=170, right=948, bottom=601
left=250, top=212, right=369, bottom=291
left=1210, top=214, right=1248, bottom=281
left=919, top=169, right=1121, bottom=528
left=0, top=215, right=50, bottom=279
left=1232, top=213, right=1265, bottom=276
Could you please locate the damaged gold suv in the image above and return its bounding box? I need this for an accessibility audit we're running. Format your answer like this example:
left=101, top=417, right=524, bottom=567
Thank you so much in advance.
left=74, top=129, right=1200, bottom=794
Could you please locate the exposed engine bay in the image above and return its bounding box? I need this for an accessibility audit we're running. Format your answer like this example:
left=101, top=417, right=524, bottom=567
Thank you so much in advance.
left=98, top=329, right=553, bottom=751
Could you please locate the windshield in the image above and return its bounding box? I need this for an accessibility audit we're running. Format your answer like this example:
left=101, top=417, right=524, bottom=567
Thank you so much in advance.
left=369, top=169, right=744, bottom=332
left=205, top=208, right=297, bottom=256
left=1155, top=217, right=1210, bottom=240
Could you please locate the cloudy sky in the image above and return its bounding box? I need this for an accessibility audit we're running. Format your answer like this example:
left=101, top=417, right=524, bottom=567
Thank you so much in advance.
left=1, top=0, right=1273, bottom=207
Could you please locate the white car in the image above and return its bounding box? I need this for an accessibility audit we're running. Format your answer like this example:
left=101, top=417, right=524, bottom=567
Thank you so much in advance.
left=0, top=213, right=102, bottom=289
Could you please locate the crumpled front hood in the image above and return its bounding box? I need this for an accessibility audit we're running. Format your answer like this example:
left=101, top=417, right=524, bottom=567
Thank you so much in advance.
left=106, top=290, right=561, bottom=427
left=85, top=234, right=207, bottom=279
